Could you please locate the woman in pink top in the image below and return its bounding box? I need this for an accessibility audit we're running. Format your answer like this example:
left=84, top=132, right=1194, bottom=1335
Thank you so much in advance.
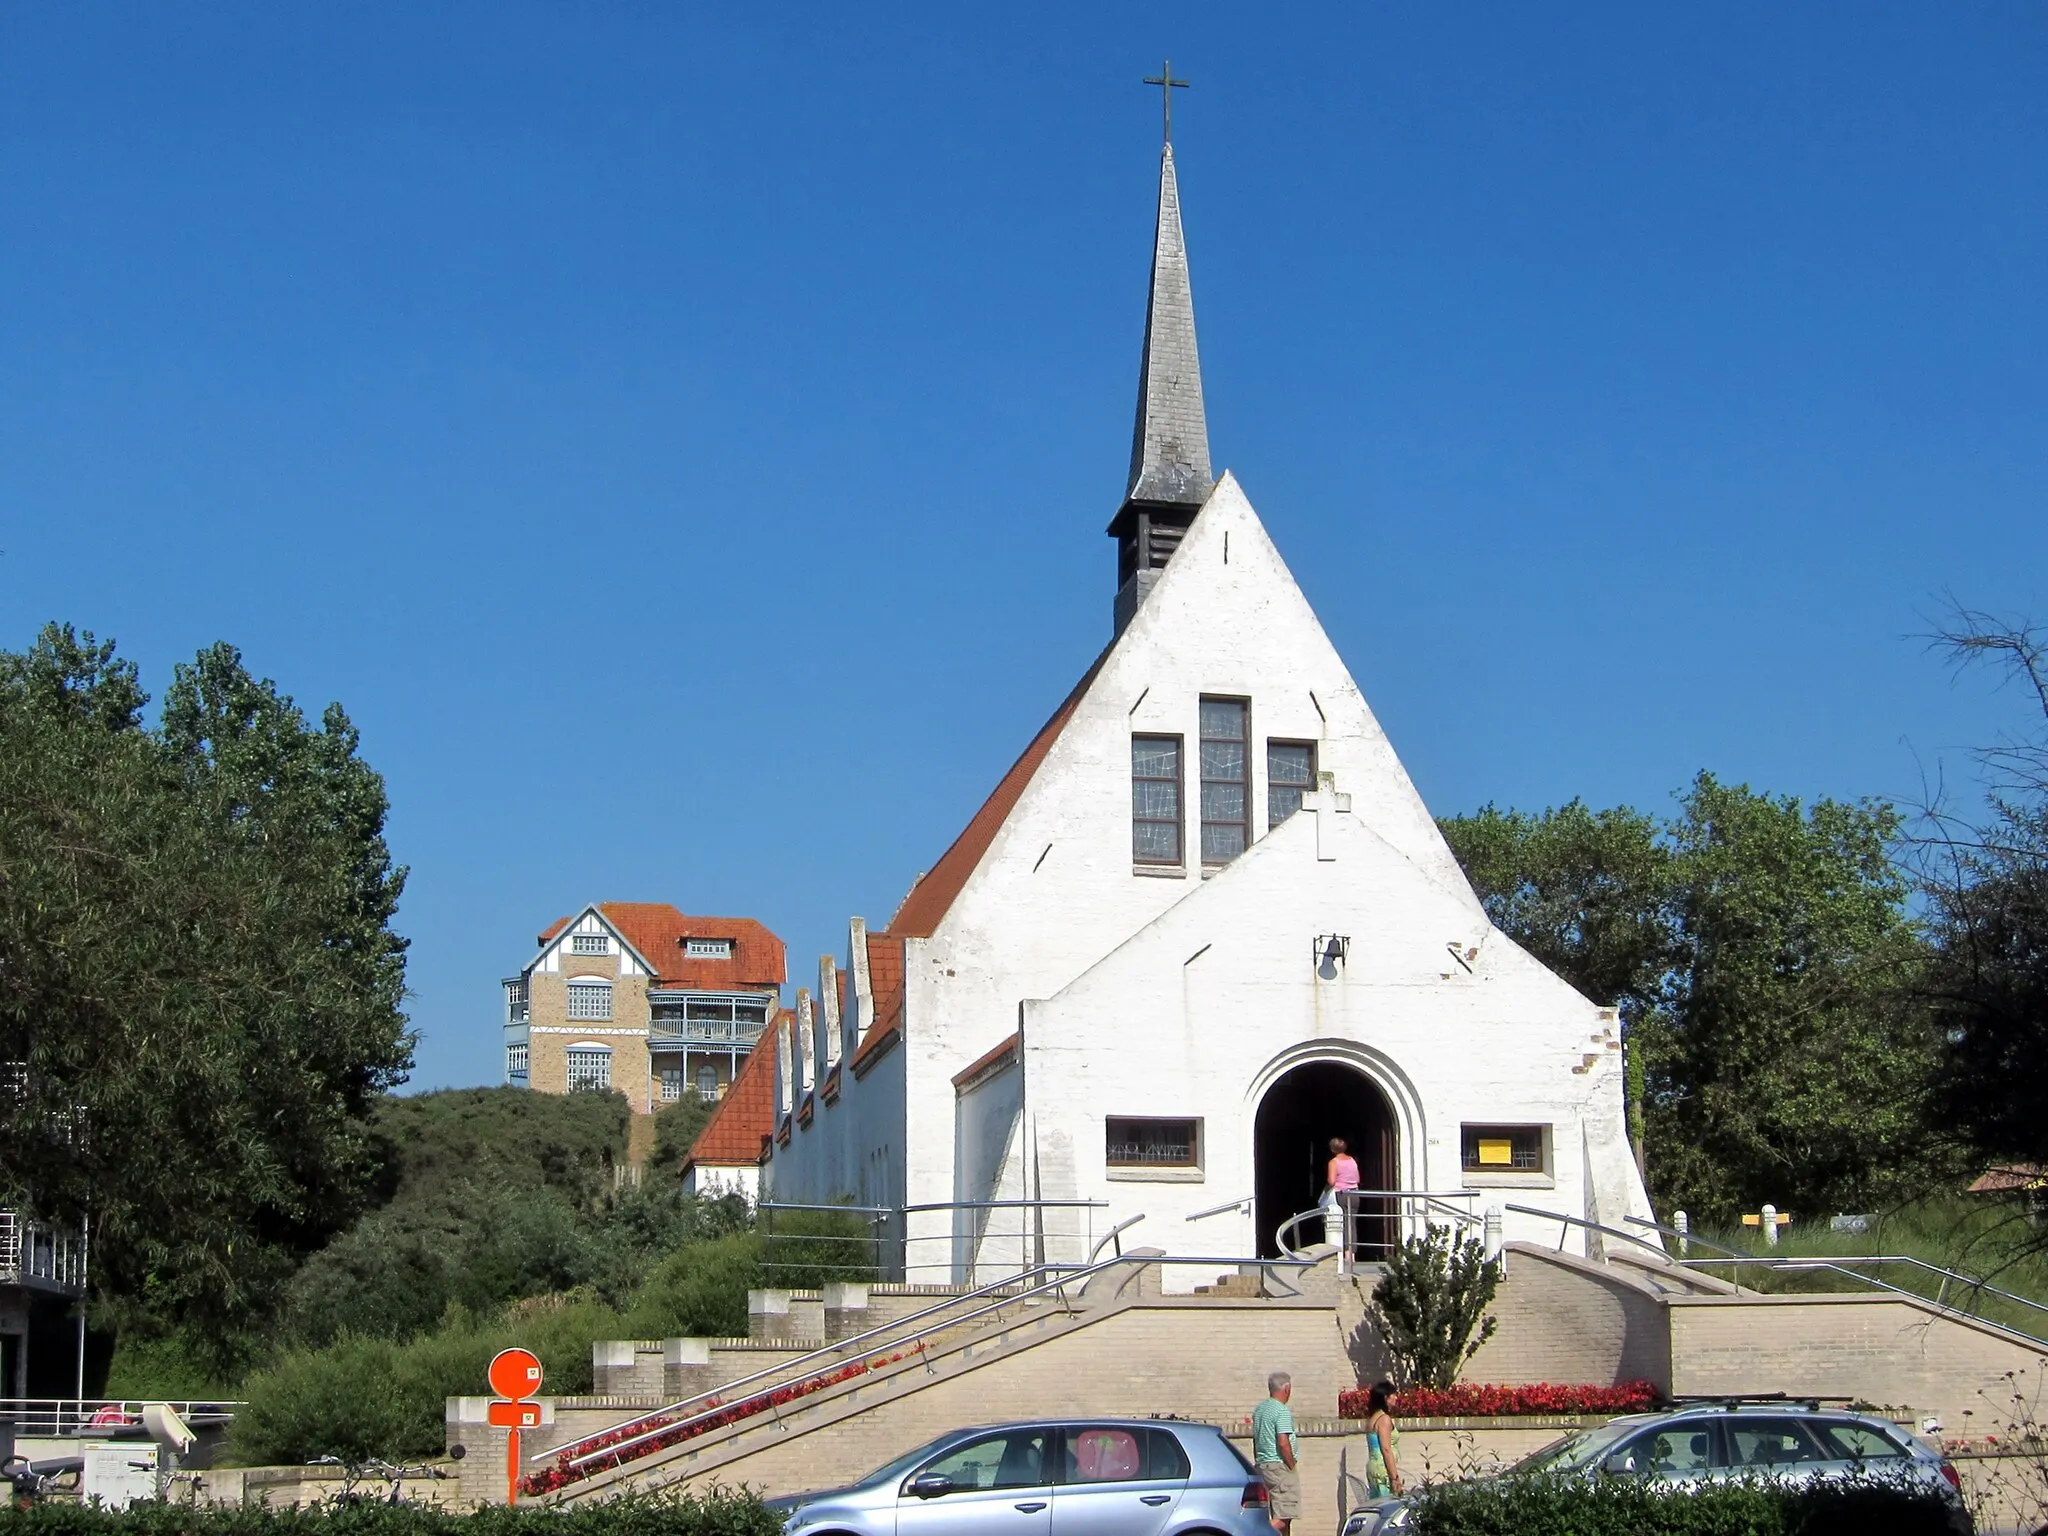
left=1326, top=1137, right=1361, bottom=1196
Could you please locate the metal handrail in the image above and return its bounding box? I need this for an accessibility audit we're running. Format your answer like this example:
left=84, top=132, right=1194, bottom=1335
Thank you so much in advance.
left=1505, top=1203, right=1690, bottom=1261
left=1680, top=1255, right=2048, bottom=1334
left=1184, top=1194, right=1254, bottom=1222
left=1533, top=1206, right=2048, bottom=1349
left=1088, top=1215, right=1147, bottom=1263
left=1621, top=1212, right=1753, bottom=1262
left=548, top=1249, right=1317, bottom=1476
left=546, top=1256, right=1101, bottom=1470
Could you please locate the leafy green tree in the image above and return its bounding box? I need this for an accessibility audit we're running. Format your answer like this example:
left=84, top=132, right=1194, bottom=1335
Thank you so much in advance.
left=1641, top=774, right=1934, bottom=1223
left=0, top=624, right=413, bottom=1347
left=1442, top=774, right=1937, bottom=1224
left=1367, top=1226, right=1501, bottom=1389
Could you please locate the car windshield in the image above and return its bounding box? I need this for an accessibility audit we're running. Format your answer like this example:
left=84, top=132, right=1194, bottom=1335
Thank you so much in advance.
left=852, top=1433, right=973, bottom=1491
left=1513, top=1422, right=1641, bottom=1474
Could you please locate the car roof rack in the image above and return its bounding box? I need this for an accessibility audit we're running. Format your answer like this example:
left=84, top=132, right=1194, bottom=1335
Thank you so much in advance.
left=1665, top=1394, right=1856, bottom=1411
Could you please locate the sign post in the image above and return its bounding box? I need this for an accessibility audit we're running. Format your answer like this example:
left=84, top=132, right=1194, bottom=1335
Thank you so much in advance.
left=487, top=1348, right=545, bottom=1504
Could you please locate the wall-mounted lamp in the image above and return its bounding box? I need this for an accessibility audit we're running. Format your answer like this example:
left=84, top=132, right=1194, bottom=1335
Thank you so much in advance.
left=1314, top=934, right=1350, bottom=980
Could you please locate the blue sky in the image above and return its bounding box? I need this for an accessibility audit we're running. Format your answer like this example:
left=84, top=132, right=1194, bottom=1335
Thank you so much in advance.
left=3, top=4, right=2044, bottom=1091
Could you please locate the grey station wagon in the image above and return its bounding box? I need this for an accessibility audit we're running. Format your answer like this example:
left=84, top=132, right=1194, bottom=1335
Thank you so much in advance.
left=766, top=1419, right=1276, bottom=1536
left=1342, top=1402, right=1972, bottom=1535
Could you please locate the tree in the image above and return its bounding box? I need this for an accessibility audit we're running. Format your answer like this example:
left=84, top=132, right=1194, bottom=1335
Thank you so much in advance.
left=1441, top=774, right=1938, bottom=1225
left=1367, top=1226, right=1501, bottom=1389
left=0, top=624, right=413, bottom=1347
left=1640, top=774, right=1934, bottom=1223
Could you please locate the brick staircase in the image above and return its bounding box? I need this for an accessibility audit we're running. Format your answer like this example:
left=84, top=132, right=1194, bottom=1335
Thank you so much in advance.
left=510, top=1253, right=1347, bottom=1506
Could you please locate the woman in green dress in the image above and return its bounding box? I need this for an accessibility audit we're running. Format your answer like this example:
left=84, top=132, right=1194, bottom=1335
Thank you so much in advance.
left=1363, top=1380, right=1404, bottom=1500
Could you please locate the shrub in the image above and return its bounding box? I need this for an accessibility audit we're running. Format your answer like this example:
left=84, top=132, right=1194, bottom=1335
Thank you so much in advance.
left=619, top=1231, right=765, bottom=1339
left=1339, top=1381, right=1661, bottom=1418
left=230, top=1298, right=624, bottom=1465
left=1407, top=1470, right=1957, bottom=1536
left=1368, top=1225, right=1502, bottom=1389
left=0, top=1487, right=780, bottom=1536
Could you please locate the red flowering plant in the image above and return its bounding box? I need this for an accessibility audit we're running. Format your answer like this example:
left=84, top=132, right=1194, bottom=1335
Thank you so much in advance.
left=1338, top=1380, right=1661, bottom=1419
left=523, top=1347, right=926, bottom=1496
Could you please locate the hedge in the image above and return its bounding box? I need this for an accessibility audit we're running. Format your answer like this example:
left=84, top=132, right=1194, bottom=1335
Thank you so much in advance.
left=0, top=1489, right=779, bottom=1536
left=1405, top=1472, right=1959, bottom=1536
left=1340, top=1380, right=1662, bottom=1418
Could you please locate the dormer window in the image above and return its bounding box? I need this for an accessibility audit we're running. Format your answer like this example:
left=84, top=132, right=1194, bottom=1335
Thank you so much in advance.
left=685, top=938, right=734, bottom=960
left=570, top=933, right=609, bottom=956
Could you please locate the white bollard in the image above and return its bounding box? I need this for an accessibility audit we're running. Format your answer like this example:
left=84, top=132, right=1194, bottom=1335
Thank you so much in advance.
left=1673, top=1209, right=1689, bottom=1259
left=1483, top=1205, right=1503, bottom=1264
left=1761, top=1203, right=1779, bottom=1247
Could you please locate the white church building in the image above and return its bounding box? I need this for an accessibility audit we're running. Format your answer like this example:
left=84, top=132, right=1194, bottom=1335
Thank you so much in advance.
left=761, top=141, right=1654, bottom=1284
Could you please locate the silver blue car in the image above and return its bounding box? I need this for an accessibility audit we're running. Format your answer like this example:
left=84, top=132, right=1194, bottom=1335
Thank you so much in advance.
left=766, top=1418, right=1278, bottom=1536
left=1341, top=1402, right=1972, bottom=1535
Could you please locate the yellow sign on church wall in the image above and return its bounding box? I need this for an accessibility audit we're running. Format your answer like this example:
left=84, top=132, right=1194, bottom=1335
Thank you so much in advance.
left=1477, top=1139, right=1514, bottom=1166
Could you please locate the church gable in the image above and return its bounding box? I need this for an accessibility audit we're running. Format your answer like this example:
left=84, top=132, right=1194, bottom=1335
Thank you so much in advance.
left=916, top=471, right=1482, bottom=967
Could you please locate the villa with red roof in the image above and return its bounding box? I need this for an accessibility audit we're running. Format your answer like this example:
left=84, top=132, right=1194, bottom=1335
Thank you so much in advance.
left=502, top=902, right=785, bottom=1117
left=759, top=140, right=1652, bottom=1285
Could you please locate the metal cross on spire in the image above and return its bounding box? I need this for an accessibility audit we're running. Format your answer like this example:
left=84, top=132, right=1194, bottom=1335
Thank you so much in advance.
left=1143, top=59, right=1190, bottom=144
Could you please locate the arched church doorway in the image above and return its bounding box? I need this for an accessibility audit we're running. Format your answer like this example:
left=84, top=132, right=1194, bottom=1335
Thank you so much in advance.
left=1253, top=1061, right=1398, bottom=1259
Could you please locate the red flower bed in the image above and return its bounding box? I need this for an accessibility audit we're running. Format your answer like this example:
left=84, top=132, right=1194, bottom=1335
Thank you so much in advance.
left=522, top=1347, right=924, bottom=1495
left=1338, top=1381, right=1662, bottom=1419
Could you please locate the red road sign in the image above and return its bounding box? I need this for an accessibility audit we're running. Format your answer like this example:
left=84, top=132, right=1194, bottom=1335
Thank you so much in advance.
left=488, top=1348, right=546, bottom=1503
left=489, top=1348, right=544, bottom=1401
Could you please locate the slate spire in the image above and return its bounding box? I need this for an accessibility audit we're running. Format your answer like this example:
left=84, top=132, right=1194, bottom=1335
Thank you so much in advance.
left=1110, top=142, right=1214, bottom=632
left=1125, top=143, right=1212, bottom=508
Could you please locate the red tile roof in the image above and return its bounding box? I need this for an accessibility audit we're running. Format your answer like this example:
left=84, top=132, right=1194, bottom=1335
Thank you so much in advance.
left=951, top=1031, right=1020, bottom=1091
left=682, top=1009, right=787, bottom=1172
left=886, top=650, right=1108, bottom=938
left=849, top=932, right=906, bottom=1076
left=536, top=902, right=787, bottom=989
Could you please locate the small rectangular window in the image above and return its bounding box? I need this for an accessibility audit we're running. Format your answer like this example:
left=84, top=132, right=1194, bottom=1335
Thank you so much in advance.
left=1106, top=1117, right=1201, bottom=1168
left=1267, top=741, right=1317, bottom=828
left=570, top=933, right=609, bottom=956
left=1131, top=736, right=1184, bottom=865
left=1199, top=698, right=1249, bottom=864
left=658, top=1063, right=683, bottom=1102
left=567, top=982, right=613, bottom=1022
left=505, top=979, right=530, bottom=1024
left=685, top=938, right=733, bottom=959
left=566, top=1048, right=612, bottom=1092
left=506, top=1045, right=529, bottom=1085
left=1461, top=1124, right=1547, bottom=1172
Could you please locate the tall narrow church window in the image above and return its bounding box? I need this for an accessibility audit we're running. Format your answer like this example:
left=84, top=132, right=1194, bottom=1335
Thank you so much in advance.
left=1268, top=741, right=1317, bottom=828
left=1131, top=736, right=1183, bottom=864
left=1199, top=698, right=1249, bottom=864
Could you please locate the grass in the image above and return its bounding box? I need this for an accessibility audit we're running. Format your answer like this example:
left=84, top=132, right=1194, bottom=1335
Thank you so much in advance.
left=1688, top=1196, right=2048, bottom=1340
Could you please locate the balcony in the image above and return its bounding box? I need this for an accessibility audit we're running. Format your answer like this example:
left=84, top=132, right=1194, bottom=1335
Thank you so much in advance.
left=0, top=1210, right=86, bottom=1294
left=648, top=1019, right=768, bottom=1048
